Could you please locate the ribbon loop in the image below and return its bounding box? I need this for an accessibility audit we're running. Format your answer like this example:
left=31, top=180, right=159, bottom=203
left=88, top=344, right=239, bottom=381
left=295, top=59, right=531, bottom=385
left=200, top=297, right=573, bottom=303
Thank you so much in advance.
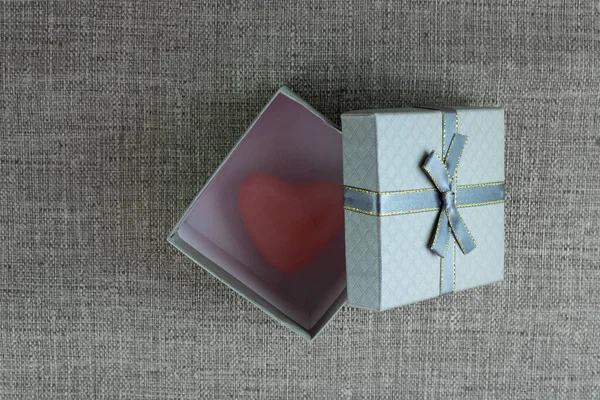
left=422, top=133, right=477, bottom=257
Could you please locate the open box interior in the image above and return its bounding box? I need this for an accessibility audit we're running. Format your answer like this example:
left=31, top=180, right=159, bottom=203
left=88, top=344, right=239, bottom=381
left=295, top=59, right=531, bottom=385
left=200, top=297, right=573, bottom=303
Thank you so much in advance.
left=169, top=89, right=347, bottom=338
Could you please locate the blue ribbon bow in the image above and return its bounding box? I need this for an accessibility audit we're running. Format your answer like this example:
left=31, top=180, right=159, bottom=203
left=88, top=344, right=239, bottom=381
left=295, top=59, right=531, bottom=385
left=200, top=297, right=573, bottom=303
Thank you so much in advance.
left=422, top=133, right=477, bottom=257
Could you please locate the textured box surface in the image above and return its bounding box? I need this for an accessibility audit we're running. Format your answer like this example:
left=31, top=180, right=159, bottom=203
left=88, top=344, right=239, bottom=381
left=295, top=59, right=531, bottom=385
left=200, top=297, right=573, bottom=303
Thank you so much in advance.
left=342, top=108, right=505, bottom=310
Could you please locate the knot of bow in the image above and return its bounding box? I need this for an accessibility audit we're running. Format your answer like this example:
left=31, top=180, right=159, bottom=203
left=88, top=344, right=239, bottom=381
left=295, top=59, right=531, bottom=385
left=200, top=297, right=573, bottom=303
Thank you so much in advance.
left=422, top=134, right=477, bottom=257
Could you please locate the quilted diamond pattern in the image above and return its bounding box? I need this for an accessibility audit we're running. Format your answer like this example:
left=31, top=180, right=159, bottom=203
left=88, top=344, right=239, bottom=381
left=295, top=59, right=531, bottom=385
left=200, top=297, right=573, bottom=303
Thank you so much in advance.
left=452, top=107, right=505, bottom=291
left=344, top=210, right=381, bottom=309
left=454, top=203, right=505, bottom=291
left=453, top=107, right=505, bottom=185
left=342, top=114, right=380, bottom=191
left=379, top=212, right=440, bottom=309
left=375, top=111, right=441, bottom=191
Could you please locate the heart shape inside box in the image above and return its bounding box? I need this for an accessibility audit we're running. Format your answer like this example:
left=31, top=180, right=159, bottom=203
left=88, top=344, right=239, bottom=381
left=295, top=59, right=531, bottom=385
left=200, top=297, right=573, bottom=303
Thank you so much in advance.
left=238, top=174, right=344, bottom=274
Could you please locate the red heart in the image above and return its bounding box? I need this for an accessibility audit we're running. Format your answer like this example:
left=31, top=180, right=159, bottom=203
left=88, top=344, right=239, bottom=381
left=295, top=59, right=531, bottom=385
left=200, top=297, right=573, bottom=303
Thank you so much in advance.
left=238, top=174, right=344, bottom=274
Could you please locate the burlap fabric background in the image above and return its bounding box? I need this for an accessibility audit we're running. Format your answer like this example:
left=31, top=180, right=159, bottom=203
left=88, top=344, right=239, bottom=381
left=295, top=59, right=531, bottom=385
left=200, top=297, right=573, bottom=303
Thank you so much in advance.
left=1, top=1, right=599, bottom=398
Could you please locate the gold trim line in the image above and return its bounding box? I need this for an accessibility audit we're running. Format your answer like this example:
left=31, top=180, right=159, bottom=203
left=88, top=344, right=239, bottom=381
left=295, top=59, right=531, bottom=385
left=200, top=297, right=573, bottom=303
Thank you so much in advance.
left=343, top=199, right=504, bottom=217
left=344, top=181, right=504, bottom=196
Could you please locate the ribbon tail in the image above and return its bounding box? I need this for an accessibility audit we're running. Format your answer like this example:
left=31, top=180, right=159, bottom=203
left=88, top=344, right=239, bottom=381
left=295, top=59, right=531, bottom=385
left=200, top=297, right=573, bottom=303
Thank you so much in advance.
left=445, top=206, right=477, bottom=254
left=430, top=210, right=450, bottom=257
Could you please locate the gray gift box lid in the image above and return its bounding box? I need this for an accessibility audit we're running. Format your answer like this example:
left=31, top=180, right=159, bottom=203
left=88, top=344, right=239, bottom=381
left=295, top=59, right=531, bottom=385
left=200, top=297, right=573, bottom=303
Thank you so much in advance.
left=341, top=107, right=505, bottom=311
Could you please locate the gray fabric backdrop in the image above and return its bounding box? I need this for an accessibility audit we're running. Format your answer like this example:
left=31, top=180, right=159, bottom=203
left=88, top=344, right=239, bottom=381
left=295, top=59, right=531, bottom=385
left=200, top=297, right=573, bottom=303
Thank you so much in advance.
left=1, top=1, right=599, bottom=399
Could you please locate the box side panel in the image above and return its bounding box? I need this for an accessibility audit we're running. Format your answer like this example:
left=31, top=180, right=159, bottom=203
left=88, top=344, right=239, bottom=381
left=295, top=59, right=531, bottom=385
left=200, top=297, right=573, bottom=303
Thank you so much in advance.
left=177, top=222, right=311, bottom=329
left=342, top=113, right=382, bottom=309
left=308, top=290, right=347, bottom=341
left=278, top=86, right=341, bottom=132
left=342, top=114, right=380, bottom=192
left=344, top=210, right=382, bottom=310
left=380, top=212, right=441, bottom=309
left=168, top=232, right=312, bottom=340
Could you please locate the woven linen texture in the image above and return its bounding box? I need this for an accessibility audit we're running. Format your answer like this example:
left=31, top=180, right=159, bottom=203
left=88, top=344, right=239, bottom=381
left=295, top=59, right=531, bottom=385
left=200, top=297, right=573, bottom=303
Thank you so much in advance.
left=1, top=1, right=599, bottom=398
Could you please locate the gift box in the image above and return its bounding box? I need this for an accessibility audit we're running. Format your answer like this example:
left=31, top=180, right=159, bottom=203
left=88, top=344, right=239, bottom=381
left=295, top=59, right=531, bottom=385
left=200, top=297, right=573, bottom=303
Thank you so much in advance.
left=169, top=87, right=505, bottom=340
left=168, top=87, right=347, bottom=340
left=342, top=107, right=505, bottom=310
